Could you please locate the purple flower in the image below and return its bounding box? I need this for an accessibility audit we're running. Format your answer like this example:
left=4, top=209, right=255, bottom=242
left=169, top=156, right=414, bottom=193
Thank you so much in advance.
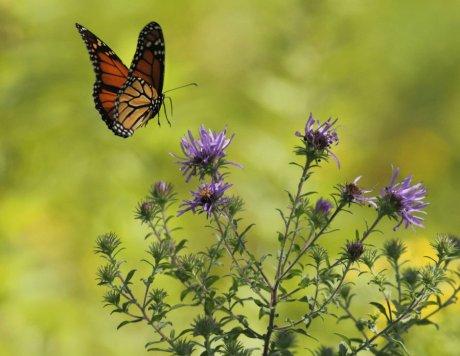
left=379, top=167, right=428, bottom=230
left=178, top=181, right=232, bottom=218
left=171, top=125, right=241, bottom=182
left=295, top=113, right=339, bottom=167
left=310, top=197, right=333, bottom=229
left=315, top=198, right=333, bottom=216
left=340, top=176, right=377, bottom=207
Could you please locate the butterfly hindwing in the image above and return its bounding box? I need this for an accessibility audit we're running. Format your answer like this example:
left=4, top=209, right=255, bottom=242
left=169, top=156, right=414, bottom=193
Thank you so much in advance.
left=128, top=22, right=165, bottom=94
left=76, top=23, right=129, bottom=127
left=113, top=77, right=163, bottom=138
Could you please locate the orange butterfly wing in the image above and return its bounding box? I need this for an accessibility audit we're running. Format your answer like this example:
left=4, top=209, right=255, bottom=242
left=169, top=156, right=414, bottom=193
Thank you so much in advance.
left=76, top=23, right=129, bottom=129
left=128, top=22, right=165, bottom=94
left=112, top=77, right=164, bottom=137
left=112, top=22, right=167, bottom=137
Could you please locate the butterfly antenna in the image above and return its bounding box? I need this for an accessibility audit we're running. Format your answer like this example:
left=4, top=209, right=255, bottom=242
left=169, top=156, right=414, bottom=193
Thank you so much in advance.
left=163, top=82, right=198, bottom=94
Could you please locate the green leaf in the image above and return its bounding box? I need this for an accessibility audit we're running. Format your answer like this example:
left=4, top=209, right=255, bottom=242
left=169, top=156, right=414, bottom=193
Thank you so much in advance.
left=334, top=333, right=352, bottom=347
left=338, top=343, right=348, bottom=356
left=239, top=223, right=255, bottom=238
left=278, top=233, right=285, bottom=243
left=204, top=298, right=215, bottom=315
left=253, top=299, right=268, bottom=308
left=414, top=318, right=439, bottom=330
left=258, top=307, right=270, bottom=319
left=180, top=288, right=192, bottom=301
left=117, top=317, right=143, bottom=329
left=125, top=269, right=136, bottom=284
left=291, top=328, right=317, bottom=340
left=175, top=239, right=188, bottom=252
left=205, top=275, right=220, bottom=288
left=369, top=302, right=389, bottom=320
left=336, top=315, right=351, bottom=323
left=276, top=209, right=287, bottom=226
left=121, top=300, right=133, bottom=312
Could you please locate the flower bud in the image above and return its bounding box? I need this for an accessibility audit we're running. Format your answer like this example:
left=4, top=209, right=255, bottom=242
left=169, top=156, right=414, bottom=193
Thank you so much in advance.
left=346, top=240, right=365, bottom=262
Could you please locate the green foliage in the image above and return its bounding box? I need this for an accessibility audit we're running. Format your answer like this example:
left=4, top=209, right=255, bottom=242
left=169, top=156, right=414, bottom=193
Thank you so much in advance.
left=94, top=121, right=460, bottom=355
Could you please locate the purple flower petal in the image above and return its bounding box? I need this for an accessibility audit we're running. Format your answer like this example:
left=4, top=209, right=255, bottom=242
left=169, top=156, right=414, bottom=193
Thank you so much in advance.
left=171, top=125, right=241, bottom=182
left=178, top=181, right=232, bottom=218
left=380, top=167, right=428, bottom=230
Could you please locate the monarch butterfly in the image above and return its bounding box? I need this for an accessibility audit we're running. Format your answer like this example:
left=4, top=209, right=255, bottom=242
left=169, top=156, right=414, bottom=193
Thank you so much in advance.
left=76, top=22, right=165, bottom=138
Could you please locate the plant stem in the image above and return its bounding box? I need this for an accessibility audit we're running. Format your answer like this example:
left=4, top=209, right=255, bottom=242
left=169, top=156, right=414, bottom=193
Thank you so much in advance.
left=276, top=158, right=311, bottom=279
left=280, top=206, right=342, bottom=281
left=275, top=262, right=351, bottom=331
left=227, top=218, right=272, bottom=289
left=395, top=261, right=402, bottom=305
left=117, top=273, right=175, bottom=348
left=354, top=296, right=423, bottom=353
left=262, top=158, right=312, bottom=356
left=337, top=300, right=370, bottom=343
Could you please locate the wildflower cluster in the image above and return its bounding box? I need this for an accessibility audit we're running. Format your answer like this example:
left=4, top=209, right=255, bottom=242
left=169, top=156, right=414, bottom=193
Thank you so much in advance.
left=171, top=125, right=240, bottom=219
left=95, top=114, right=459, bottom=355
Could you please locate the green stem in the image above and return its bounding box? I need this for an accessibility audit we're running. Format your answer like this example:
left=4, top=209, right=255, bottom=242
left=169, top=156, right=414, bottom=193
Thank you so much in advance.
left=117, top=273, right=175, bottom=348
left=227, top=217, right=272, bottom=289
left=395, top=261, right=402, bottom=305
left=354, top=296, right=423, bottom=353
left=275, top=262, right=351, bottom=331
left=279, top=205, right=343, bottom=282
left=337, top=300, right=370, bottom=343
left=262, top=158, right=312, bottom=356
left=276, top=158, right=312, bottom=279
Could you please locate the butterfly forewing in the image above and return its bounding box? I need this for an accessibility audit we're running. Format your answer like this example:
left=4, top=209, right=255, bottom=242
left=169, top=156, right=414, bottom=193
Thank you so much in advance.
left=128, top=22, right=165, bottom=93
left=75, top=23, right=129, bottom=127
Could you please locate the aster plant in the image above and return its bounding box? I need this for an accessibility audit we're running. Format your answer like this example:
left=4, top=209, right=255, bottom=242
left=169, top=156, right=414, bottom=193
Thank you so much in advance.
left=95, top=115, right=459, bottom=355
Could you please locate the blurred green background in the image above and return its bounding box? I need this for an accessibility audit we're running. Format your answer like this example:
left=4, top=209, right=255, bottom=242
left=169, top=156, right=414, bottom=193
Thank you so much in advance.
left=1, top=0, right=459, bottom=354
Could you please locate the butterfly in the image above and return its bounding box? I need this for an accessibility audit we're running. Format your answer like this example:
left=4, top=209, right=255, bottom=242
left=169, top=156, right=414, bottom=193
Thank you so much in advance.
left=76, top=22, right=166, bottom=138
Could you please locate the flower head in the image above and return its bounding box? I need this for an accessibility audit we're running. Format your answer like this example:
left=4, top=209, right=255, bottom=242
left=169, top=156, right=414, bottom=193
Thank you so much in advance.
left=315, top=197, right=333, bottom=216
left=171, top=125, right=241, bottom=182
left=178, top=181, right=232, bottom=218
left=378, top=167, right=428, bottom=230
left=383, top=239, right=407, bottom=262
left=295, top=113, right=339, bottom=167
left=339, top=176, right=377, bottom=207
left=150, top=181, right=174, bottom=206
left=345, top=239, right=365, bottom=262
left=136, top=201, right=156, bottom=223
left=310, top=197, right=333, bottom=228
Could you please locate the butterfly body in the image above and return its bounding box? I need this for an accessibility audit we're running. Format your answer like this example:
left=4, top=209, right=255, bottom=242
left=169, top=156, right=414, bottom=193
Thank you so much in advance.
left=76, top=22, right=165, bottom=138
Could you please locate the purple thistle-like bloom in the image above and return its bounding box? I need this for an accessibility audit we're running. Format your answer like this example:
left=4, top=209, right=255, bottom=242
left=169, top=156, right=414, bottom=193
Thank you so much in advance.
left=296, top=113, right=340, bottom=167
left=171, top=125, right=240, bottom=182
left=310, top=197, right=333, bottom=228
left=379, top=167, right=428, bottom=230
left=178, top=181, right=232, bottom=218
left=341, top=176, right=377, bottom=207
left=315, top=197, right=333, bottom=216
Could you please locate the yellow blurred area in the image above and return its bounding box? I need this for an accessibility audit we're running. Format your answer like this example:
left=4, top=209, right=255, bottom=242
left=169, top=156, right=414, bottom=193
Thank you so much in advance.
left=1, top=0, right=459, bottom=355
